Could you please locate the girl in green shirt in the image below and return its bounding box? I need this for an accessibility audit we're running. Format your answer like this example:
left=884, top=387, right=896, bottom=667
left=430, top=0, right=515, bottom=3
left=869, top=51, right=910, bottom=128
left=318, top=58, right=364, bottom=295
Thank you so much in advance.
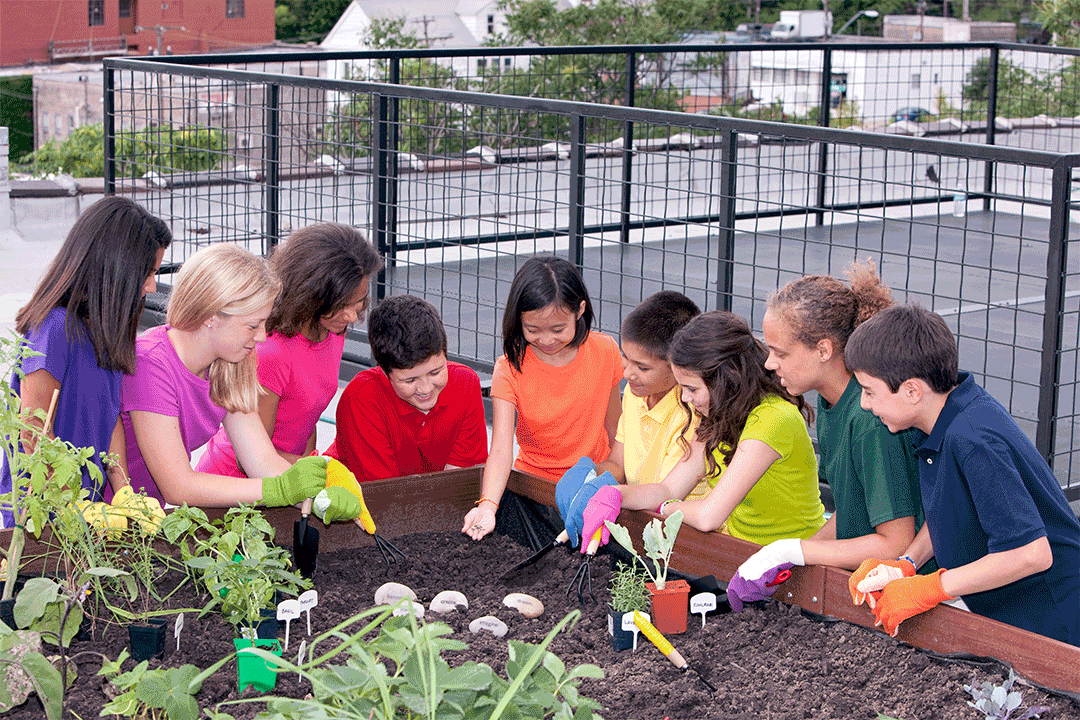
left=586, top=311, right=826, bottom=545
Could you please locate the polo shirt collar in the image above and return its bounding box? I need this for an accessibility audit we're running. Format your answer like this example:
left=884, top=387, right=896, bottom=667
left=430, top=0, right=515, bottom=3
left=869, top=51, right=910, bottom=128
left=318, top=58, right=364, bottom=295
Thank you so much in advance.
left=638, top=385, right=682, bottom=421
left=916, top=371, right=977, bottom=455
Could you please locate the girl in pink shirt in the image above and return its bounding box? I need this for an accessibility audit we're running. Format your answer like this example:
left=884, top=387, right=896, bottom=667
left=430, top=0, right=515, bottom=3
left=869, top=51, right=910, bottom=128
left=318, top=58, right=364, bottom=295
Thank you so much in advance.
left=123, top=244, right=360, bottom=520
left=196, top=224, right=382, bottom=477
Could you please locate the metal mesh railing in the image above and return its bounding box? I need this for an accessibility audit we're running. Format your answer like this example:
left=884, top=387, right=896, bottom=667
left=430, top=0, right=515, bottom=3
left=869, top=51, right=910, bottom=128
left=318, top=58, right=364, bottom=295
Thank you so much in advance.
left=103, top=50, right=1080, bottom=499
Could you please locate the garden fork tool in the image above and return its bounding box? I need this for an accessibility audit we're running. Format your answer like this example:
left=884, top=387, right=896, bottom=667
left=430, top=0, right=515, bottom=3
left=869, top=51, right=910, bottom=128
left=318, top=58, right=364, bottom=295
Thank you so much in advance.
left=500, top=529, right=570, bottom=582
left=323, top=458, right=406, bottom=572
left=633, top=611, right=716, bottom=692
left=565, top=528, right=604, bottom=604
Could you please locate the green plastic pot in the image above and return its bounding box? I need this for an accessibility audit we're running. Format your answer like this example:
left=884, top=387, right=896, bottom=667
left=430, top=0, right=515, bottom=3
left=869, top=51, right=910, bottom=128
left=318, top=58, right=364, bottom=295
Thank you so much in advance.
left=234, top=637, right=282, bottom=693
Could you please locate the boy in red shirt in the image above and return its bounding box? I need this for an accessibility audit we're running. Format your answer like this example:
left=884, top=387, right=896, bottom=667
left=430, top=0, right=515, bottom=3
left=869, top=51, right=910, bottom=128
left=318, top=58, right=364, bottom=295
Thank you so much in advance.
left=327, top=295, right=488, bottom=480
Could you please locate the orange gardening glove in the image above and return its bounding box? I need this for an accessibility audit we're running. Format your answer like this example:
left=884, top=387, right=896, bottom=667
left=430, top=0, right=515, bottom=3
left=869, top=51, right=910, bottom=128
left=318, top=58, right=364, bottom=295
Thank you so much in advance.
left=849, top=557, right=917, bottom=608
left=872, top=569, right=954, bottom=637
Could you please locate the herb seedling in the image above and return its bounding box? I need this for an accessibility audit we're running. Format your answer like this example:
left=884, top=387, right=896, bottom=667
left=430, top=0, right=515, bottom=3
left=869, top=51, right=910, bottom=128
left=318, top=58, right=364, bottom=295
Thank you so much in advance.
left=963, top=671, right=1050, bottom=720
left=605, top=510, right=684, bottom=590
left=608, top=561, right=649, bottom=613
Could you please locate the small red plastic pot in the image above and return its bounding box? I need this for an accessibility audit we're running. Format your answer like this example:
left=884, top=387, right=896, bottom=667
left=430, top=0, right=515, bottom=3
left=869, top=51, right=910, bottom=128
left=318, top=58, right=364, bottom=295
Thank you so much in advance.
left=647, top=579, right=689, bottom=635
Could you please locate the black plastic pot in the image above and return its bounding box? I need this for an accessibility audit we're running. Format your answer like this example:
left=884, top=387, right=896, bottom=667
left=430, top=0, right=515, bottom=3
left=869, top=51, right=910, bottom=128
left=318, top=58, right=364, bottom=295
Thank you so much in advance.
left=255, top=608, right=278, bottom=640
left=128, top=617, right=168, bottom=661
left=608, top=609, right=637, bottom=652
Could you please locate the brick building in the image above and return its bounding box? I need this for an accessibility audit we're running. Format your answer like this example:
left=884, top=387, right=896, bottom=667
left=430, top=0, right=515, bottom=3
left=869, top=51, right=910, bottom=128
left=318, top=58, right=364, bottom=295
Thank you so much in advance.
left=1, top=0, right=276, bottom=67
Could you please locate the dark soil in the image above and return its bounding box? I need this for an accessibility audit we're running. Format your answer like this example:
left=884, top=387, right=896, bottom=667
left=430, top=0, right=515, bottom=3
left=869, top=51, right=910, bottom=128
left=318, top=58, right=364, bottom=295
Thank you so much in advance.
left=14, top=531, right=1080, bottom=720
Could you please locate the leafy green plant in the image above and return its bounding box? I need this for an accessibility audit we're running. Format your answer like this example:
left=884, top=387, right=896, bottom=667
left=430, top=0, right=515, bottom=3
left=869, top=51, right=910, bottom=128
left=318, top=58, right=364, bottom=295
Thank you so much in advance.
left=963, top=671, right=1050, bottom=720
left=608, top=561, right=649, bottom=613
left=161, top=504, right=310, bottom=637
left=99, top=647, right=237, bottom=720
left=0, top=621, right=62, bottom=720
left=605, top=510, right=684, bottom=590
left=0, top=334, right=103, bottom=605
left=242, top=604, right=604, bottom=720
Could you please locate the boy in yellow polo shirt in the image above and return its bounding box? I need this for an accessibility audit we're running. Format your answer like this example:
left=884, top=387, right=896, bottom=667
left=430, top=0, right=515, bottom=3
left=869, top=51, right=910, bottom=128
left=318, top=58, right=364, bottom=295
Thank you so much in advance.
left=597, top=291, right=709, bottom=499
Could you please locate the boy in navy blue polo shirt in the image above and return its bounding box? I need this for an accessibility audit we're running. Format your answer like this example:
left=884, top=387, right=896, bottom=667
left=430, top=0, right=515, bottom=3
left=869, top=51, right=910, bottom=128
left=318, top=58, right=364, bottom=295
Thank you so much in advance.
left=842, top=304, right=1079, bottom=646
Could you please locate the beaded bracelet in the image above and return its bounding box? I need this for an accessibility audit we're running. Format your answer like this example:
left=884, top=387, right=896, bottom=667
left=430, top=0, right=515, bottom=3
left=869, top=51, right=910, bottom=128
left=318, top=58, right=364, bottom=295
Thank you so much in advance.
left=475, top=496, right=499, bottom=510
left=898, top=555, right=917, bottom=569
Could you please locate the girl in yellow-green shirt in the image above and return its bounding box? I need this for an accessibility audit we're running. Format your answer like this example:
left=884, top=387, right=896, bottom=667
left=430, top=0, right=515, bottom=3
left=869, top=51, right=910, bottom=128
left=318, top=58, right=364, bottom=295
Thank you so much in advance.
left=602, top=311, right=825, bottom=544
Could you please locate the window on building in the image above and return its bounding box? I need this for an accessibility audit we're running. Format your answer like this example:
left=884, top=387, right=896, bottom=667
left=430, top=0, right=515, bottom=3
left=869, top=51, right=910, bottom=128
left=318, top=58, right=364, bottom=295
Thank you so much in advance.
left=504, top=57, right=511, bottom=67
left=477, top=59, right=486, bottom=70
left=226, top=0, right=244, bottom=18
left=487, top=14, right=495, bottom=34
left=911, top=73, right=921, bottom=90
left=88, top=0, right=104, bottom=25
left=119, top=0, right=131, bottom=17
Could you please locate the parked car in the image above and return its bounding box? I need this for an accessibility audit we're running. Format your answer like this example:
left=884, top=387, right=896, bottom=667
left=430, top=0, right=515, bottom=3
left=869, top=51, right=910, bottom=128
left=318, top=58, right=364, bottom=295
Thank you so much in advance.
left=893, top=107, right=933, bottom=122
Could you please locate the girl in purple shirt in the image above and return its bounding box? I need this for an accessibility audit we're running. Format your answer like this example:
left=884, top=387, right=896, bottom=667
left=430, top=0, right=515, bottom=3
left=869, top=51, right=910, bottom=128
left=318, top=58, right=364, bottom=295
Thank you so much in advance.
left=122, top=243, right=358, bottom=520
left=196, top=224, right=381, bottom=477
left=1, top=197, right=170, bottom=526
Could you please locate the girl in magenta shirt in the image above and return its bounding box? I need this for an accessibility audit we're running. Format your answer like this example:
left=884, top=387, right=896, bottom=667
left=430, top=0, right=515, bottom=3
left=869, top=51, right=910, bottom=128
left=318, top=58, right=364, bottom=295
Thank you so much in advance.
left=196, top=224, right=381, bottom=476
left=122, top=244, right=356, bottom=518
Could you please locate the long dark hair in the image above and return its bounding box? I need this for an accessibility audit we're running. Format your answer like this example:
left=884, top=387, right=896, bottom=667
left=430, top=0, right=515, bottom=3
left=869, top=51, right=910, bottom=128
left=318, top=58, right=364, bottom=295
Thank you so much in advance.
left=501, top=255, right=594, bottom=372
left=266, top=223, right=382, bottom=337
left=16, top=196, right=171, bottom=374
left=670, top=312, right=812, bottom=476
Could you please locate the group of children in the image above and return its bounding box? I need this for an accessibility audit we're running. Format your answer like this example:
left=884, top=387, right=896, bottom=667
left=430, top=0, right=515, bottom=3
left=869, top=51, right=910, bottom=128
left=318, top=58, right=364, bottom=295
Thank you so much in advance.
left=2, top=197, right=1076, bottom=649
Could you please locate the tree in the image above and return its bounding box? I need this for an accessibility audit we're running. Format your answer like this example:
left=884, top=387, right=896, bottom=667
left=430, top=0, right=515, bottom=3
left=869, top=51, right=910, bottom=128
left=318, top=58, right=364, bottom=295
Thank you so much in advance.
left=275, top=0, right=352, bottom=42
left=1038, top=0, right=1080, bottom=45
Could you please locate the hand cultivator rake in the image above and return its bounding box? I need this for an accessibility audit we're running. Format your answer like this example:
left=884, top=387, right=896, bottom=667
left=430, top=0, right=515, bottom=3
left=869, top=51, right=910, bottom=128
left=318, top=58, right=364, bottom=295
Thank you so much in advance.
left=565, top=528, right=603, bottom=604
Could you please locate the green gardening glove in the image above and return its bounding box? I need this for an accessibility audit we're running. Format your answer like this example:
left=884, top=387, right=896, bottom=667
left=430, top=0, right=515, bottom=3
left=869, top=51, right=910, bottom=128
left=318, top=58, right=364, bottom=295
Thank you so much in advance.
left=260, top=456, right=328, bottom=508
left=312, top=486, right=365, bottom=525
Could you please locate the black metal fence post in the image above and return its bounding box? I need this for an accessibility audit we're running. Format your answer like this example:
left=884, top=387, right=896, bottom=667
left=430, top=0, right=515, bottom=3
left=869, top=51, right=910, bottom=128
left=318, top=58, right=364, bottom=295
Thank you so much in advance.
left=103, top=66, right=115, bottom=196
left=388, top=57, right=400, bottom=258
left=374, top=93, right=391, bottom=300
left=815, top=47, right=832, bottom=227
left=569, top=112, right=586, bottom=270
left=620, top=51, right=636, bottom=244
left=265, top=83, right=281, bottom=255
left=715, top=129, right=738, bottom=313
left=983, top=44, right=1000, bottom=212
left=1036, top=158, right=1072, bottom=466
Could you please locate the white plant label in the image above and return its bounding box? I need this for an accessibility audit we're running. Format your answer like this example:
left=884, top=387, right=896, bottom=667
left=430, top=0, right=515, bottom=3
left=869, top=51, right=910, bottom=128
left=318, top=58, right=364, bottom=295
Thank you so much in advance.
left=468, top=615, right=508, bottom=637
left=297, top=639, right=306, bottom=681
left=691, top=592, right=717, bottom=628
left=429, top=590, right=468, bottom=614
left=392, top=598, right=425, bottom=618
left=277, top=599, right=302, bottom=650
left=174, top=613, right=184, bottom=651
left=622, top=611, right=648, bottom=651
left=375, top=582, right=417, bottom=607
left=299, top=589, right=318, bottom=635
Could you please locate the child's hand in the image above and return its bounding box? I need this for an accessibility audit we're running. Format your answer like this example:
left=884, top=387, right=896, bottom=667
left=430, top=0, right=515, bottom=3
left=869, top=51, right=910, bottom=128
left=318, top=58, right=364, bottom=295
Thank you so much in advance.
left=555, top=457, right=616, bottom=548
left=872, top=569, right=953, bottom=636
left=462, top=504, right=495, bottom=540
left=728, top=538, right=805, bottom=612
left=261, top=456, right=328, bottom=507
left=849, top=557, right=916, bottom=608
left=580, top=484, right=622, bottom=551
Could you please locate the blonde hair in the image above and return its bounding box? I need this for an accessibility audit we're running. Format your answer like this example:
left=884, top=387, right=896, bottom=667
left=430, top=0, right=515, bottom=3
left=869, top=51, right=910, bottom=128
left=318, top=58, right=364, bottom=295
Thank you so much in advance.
left=166, top=244, right=281, bottom=413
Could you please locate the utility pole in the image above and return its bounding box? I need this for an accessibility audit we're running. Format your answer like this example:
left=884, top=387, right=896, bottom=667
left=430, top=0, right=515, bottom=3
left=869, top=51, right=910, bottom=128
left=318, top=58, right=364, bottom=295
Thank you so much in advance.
left=136, top=24, right=185, bottom=55
left=411, top=16, right=452, bottom=47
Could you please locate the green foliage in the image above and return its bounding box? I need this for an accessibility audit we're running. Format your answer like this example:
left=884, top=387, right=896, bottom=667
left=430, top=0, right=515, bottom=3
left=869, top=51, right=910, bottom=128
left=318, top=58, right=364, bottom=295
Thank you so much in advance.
left=608, top=561, right=649, bottom=613
left=1038, top=0, right=1080, bottom=46
left=275, top=0, right=351, bottom=42
left=605, top=510, right=683, bottom=591
left=162, top=505, right=311, bottom=636
left=16, top=123, right=225, bottom=179
left=12, top=577, right=82, bottom=648
left=963, top=671, right=1050, bottom=720
left=0, top=76, right=34, bottom=160
left=99, top=648, right=231, bottom=720
left=0, top=622, right=62, bottom=720
left=253, top=606, right=603, bottom=720
left=962, top=57, right=1056, bottom=119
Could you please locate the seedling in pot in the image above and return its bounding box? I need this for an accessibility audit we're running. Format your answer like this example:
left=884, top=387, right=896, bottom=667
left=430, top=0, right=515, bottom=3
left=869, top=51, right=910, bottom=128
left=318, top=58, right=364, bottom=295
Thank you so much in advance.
left=605, top=511, right=683, bottom=590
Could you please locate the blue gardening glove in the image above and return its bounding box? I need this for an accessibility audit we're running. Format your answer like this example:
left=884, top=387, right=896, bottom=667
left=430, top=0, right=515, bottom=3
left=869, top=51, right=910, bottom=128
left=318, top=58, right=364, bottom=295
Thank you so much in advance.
left=727, top=538, right=805, bottom=612
left=554, top=457, right=617, bottom=549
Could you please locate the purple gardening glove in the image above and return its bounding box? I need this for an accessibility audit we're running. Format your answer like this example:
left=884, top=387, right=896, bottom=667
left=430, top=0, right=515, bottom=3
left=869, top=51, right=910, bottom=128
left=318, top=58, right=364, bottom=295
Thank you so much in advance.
left=726, top=538, right=805, bottom=612
left=579, top=484, right=622, bottom=553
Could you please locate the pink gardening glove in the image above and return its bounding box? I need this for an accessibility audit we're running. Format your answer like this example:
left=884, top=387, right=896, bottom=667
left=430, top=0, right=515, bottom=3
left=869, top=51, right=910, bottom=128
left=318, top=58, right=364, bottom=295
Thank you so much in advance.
left=579, top=484, right=622, bottom=553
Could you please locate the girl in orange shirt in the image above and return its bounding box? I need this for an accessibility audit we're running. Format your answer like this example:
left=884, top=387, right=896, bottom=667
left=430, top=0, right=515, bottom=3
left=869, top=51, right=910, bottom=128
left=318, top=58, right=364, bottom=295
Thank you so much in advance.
left=462, top=256, right=623, bottom=540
